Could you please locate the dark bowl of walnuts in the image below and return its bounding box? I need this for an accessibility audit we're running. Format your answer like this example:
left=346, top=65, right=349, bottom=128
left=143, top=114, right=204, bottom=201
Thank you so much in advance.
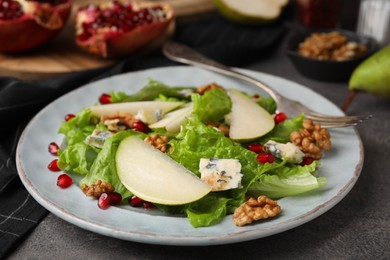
left=286, top=28, right=378, bottom=82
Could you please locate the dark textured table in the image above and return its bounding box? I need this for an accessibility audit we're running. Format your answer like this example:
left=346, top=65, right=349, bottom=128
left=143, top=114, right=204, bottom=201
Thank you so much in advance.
left=8, top=34, right=390, bottom=260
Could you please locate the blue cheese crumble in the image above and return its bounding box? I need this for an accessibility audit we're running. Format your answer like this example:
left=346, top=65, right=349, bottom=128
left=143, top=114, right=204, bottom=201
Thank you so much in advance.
left=135, top=109, right=162, bottom=124
left=264, top=140, right=304, bottom=164
left=199, top=158, right=243, bottom=191
left=85, top=129, right=113, bottom=149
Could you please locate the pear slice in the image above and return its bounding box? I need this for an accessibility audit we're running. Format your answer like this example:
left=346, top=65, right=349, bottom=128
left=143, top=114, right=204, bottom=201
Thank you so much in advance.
left=149, top=103, right=193, bottom=133
left=229, top=89, right=275, bottom=141
left=89, top=101, right=184, bottom=117
left=116, top=136, right=211, bottom=205
left=213, top=0, right=288, bottom=24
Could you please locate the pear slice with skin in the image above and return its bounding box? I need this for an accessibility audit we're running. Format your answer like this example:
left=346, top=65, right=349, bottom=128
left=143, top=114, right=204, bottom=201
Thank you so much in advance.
left=116, top=136, right=211, bottom=205
left=89, top=101, right=184, bottom=117
left=149, top=103, right=193, bottom=133
left=229, top=89, right=275, bottom=141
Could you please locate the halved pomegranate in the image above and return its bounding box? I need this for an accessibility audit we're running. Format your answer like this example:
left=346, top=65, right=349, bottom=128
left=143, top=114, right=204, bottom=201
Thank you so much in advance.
left=75, top=0, right=174, bottom=58
left=0, top=0, right=72, bottom=53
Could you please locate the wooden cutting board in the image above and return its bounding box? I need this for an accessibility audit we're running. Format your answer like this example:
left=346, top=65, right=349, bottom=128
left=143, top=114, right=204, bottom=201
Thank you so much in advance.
left=0, top=0, right=215, bottom=81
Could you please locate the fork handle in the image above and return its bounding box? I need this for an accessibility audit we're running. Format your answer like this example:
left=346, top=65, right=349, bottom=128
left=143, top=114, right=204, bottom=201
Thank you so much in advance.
left=162, top=41, right=281, bottom=102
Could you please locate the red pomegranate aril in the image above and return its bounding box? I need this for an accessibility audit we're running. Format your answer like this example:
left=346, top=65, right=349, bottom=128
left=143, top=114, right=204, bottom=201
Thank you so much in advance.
left=274, top=112, right=287, bottom=124
left=257, top=152, right=275, bottom=164
left=48, top=159, right=61, bottom=171
left=0, top=0, right=23, bottom=21
left=64, top=113, right=75, bottom=121
left=98, top=192, right=111, bottom=209
left=247, top=143, right=263, bottom=153
left=99, top=93, right=111, bottom=104
left=143, top=201, right=154, bottom=209
left=109, top=192, right=122, bottom=205
left=301, top=157, right=314, bottom=166
left=48, top=142, right=59, bottom=156
left=132, top=121, right=150, bottom=133
left=252, top=94, right=260, bottom=101
left=129, top=195, right=143, bottom=207
left=57, top=174, right=72, bottom=188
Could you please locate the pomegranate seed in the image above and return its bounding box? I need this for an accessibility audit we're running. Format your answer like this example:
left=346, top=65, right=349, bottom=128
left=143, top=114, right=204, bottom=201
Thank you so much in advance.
left=143, top=201, right=154, bottom=209
left=247, top=143, right=263, bottom=153
left=99, top=93, right=111, bottom=104
left=98, top=193, right=111, bottom=209
left=57, top=174, right=72, bottom=188
left=64, top=114, right=75, bottom=121
left=274, top=112, right=287, bottom=124
left=257, top=152, right=275, bottom=164
left=48, top=142, right=59, bottom=156
left=131, top=121, right=150, bottom=133
left=301, top=157, right=314, bottom=166
left=48, top=159, right=61, bottom=171
left=252, top=94, right=260, bottom=101
left=129, top=195, right=143, bottom=207
left=0, top=0, right=23, bottom=21
left=109, top=192, right=122, bottom=205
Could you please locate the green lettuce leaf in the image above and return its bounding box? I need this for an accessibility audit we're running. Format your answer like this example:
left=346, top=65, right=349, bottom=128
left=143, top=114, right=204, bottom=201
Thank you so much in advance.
left=191, top=88, right=232, bottom=122
left=58, top=109, right=96, bottom=146
left=255, top=97, right=277, bottom=114
left=122, top=79, right=195, bottom=102
left=185, top=194, right=230, bottom=227
left=57, top=142, right=97, bottom=175
left=247, top=160, right=327, bottom=199
left=57, top=109, right=100, bottom=174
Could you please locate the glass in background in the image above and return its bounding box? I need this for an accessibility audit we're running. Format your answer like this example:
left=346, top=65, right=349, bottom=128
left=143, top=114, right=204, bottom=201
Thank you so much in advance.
left=294, top=0, right=340, bottom=29
left=356, top=0, right=390, bottom=46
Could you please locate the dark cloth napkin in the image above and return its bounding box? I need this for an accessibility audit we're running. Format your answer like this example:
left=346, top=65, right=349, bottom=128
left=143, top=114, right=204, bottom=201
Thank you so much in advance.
left=0, top=13, right=288, bottom=258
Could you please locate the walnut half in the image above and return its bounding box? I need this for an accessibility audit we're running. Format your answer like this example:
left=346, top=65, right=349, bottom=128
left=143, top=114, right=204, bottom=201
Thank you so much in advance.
left=233, top=195, right=281, bottom=227
left=196, top=83, right=224, bottom=95
left=82, top=180, right=114, bottom=199
left=290, top=119, right=331, bottom=160
left=144, top=134, right=170, bottom=152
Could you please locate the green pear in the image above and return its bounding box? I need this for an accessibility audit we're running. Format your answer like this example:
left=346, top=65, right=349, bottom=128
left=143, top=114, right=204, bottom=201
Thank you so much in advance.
left=349, top=44, right=390, bottom=97
left=343, top=44, right=390, bottom=111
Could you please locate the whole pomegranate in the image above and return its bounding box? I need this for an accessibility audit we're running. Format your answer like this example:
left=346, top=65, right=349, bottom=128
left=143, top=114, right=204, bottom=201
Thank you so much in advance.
left=75, top=0, right=174, bottom=58
left=0, top=0, right=72, bottom=53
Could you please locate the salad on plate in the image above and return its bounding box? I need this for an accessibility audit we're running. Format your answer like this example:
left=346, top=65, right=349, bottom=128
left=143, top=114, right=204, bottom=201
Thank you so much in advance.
left=48, top=79, right=331, bottom=228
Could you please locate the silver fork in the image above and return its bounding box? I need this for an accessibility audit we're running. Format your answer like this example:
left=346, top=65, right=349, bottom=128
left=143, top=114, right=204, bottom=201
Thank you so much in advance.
left=163, top=41, right=372, bottom=128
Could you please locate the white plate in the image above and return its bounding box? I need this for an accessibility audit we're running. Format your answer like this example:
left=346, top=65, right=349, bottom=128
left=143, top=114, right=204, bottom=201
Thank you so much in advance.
left=16, top=66, right=363, bottom=246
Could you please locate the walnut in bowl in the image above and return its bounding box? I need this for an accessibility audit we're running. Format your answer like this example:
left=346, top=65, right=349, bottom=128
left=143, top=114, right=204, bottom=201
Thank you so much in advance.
left=286, top=29, right=378, bottom=82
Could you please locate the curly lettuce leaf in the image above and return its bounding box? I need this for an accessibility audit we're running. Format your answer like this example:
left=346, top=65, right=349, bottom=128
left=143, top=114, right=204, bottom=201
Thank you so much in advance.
left=247, top=160, right=327, bottom=199
left=58, top=109, right=96, bottom=145
left=57, top=109, right=100, bottom=174
left=122, top=79, right=195, bottom=102
left=191, top=88, right=232, bottom=122
left=255, top=96, right=277, bottom=114
left=58, top=142, right=97, bottom=175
